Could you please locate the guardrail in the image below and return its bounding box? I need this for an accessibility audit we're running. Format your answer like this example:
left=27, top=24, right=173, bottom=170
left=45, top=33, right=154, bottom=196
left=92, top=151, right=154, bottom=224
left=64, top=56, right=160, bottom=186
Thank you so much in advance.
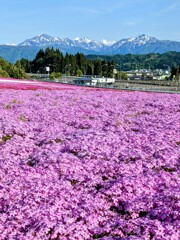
left=115, top=79, right=180, bottom=86
left=114, top=80, right=180, bottom=92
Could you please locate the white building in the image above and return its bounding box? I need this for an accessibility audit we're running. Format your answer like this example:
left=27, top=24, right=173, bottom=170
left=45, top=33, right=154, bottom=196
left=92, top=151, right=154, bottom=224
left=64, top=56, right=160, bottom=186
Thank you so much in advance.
left=74, top=75, right=115, bottom=86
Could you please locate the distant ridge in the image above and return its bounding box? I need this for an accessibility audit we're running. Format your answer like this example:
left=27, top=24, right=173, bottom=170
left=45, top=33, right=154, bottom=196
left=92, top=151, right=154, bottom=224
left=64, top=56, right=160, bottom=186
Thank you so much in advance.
left=0, top=34, right=180, bottom=62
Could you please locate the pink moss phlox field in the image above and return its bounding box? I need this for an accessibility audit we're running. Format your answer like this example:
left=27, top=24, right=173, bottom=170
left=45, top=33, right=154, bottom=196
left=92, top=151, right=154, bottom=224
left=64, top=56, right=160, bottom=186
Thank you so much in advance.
left=0, top=86, right=180, bottom=239
left=0, top=79, right=80, bottom=90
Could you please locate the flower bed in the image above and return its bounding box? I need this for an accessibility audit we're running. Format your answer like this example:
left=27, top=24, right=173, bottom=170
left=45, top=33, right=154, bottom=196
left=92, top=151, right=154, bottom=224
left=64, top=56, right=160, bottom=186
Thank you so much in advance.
left=0, top=84, right=179, bottom=239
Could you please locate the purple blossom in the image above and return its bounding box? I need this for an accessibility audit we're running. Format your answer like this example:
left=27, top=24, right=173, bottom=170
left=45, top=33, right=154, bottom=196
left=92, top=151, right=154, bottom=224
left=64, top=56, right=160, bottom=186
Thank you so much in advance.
left=0, top=83, right=180, bottom=239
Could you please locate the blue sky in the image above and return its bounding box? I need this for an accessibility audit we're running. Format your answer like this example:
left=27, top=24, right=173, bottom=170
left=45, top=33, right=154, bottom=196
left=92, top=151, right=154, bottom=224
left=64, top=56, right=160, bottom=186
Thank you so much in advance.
left=0, top=0, right=180, bottom=44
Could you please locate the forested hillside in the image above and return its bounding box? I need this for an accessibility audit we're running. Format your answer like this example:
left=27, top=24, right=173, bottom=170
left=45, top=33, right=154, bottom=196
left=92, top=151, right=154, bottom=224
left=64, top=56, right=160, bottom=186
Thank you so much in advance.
left=86, top=51, right=180, bottom=71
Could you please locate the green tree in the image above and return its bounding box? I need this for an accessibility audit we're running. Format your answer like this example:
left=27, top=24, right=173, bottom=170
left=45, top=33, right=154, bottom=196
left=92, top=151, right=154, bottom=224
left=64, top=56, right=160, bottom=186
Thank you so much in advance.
left=0, top=67, right=9, bottom=77
left=50, top=72, right=62, bottom=80
left=76, top=69, right=83, bottom=77
left=0, top=57, right=26, bottom=79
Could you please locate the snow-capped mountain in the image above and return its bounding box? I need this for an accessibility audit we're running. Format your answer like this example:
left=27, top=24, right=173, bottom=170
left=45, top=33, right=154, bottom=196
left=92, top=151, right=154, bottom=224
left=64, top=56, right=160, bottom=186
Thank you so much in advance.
left=109, top=34, right=180, bottom=54
left=112, top=34, right=157, bottom=49
left=18, top=34, right=59, bottom=46
left=0, top=34, right=180, bottom=62
left=18, top=33, right=180, bottom=55
left=18, top=34, right=108, bottom=54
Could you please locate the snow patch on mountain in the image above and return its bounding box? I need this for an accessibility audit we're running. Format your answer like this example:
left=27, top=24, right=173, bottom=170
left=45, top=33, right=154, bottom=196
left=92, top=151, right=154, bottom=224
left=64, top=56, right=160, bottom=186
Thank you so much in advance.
left=17, top=33, right=180, bottom=54
left=101, top=39, right=115, bottom=46
left=75, top=37, right=92, bottom=44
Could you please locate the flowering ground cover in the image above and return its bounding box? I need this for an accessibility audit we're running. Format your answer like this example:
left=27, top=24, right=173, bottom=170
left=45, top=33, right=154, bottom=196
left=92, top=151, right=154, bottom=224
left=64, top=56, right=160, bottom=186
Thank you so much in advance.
left=0, top=80, right=180, bottom=239
left=0, top=78, right=80, bottom=90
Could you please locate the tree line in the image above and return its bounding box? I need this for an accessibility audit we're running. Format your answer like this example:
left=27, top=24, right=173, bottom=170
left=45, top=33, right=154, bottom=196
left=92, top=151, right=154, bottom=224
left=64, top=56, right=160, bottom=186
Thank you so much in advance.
left=86, top=51, right=180, bottom=71
left=17, top=48, right=117, bottom=78
left=17, top=48, right=180, bottom=79
left=0, top=57, right=26, bottom=79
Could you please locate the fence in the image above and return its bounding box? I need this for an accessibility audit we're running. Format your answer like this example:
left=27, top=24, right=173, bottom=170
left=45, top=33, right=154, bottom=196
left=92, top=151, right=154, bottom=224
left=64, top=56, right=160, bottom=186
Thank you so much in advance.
left=113, top=79, right=180, bottom=93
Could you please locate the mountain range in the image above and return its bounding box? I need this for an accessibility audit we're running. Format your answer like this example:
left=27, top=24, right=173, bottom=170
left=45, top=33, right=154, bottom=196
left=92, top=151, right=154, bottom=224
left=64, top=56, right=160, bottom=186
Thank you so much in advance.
left=0, top=34, right=180, bottom=63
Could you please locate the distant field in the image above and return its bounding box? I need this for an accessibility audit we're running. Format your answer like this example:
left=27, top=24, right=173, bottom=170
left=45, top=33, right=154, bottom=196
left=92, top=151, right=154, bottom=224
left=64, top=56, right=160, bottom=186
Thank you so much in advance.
left=0, top=79, right=179, bottom=239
